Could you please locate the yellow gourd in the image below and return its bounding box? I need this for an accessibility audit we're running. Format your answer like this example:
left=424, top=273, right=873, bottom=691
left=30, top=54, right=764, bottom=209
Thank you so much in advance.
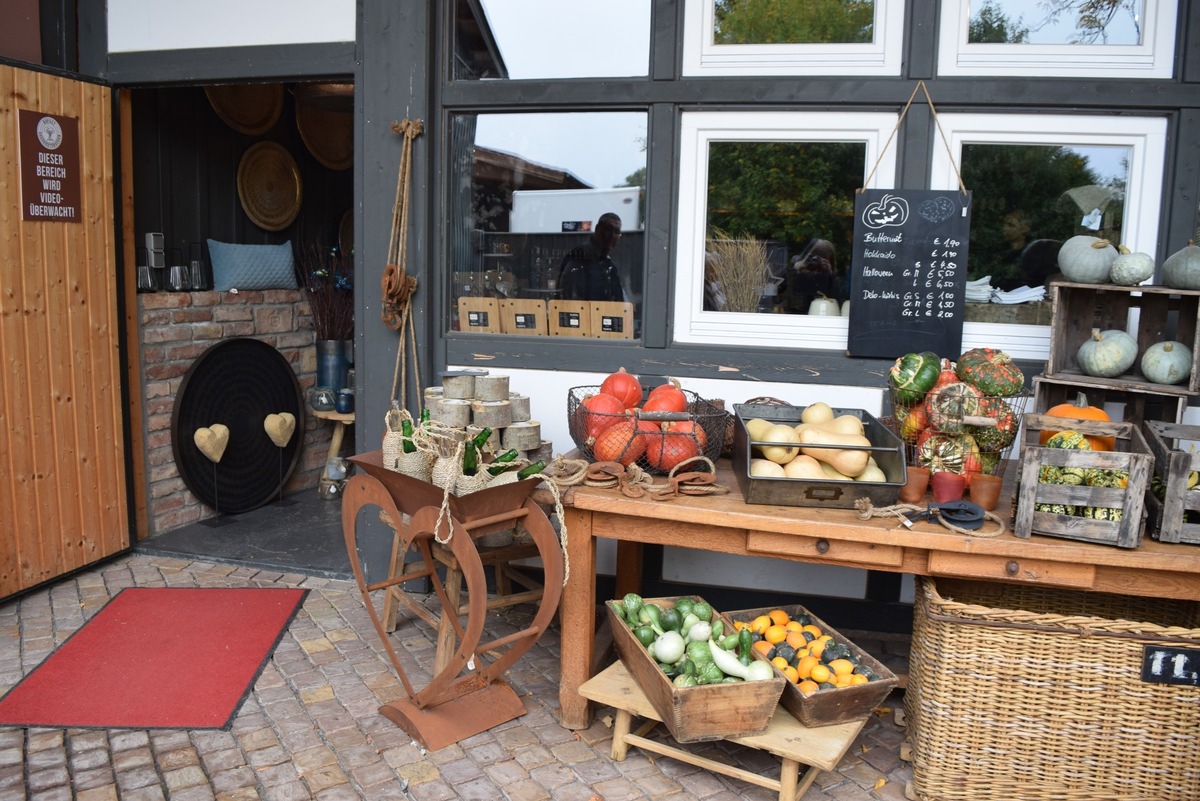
left=818, top=461, right=855, bottom=481
left=797, top=414, right=865, bottom=437
left=798, top=426, right=871, bottom=477
left=800, top=402, right=835, bottom=425
left=749, top=458, right=786, bottom=477
left=761, top=424, right=802, bottom=464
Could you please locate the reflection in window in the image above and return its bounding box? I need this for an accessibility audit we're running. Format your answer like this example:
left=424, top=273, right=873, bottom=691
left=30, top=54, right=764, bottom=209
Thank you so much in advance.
left=967, top=0, right=1144, bottom=45
left=962, top=144, right=1128, bottom=292
left=713, top=0, right=874, bottom=45
left=705, top=141, right=864, bottom=314
left=454, top=0, right=650, bottom=80
left=447, top=112, right=647, bottom=339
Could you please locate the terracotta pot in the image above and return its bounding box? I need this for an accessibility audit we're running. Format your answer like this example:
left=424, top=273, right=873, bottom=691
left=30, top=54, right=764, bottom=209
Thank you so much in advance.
left=970, top=473, right=1003, bottom=512
left=898, top=466, right=931, bottom=503
left=931, top=471, right=967, bottom=503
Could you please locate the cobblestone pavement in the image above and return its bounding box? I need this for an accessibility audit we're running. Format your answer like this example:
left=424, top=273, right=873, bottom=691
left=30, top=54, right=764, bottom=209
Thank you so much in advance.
left=0, top=554, right=913, bottom=800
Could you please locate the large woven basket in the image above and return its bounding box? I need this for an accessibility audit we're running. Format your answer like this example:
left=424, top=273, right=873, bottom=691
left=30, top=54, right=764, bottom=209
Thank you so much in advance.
left=904, top=577, right=1200, bottom=801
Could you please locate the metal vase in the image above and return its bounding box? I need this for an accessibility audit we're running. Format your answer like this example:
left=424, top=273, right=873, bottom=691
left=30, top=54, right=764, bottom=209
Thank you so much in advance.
left=316, top=339, right=350, bottom=393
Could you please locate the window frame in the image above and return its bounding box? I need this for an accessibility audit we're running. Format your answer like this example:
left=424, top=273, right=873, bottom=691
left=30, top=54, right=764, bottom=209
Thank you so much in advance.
left=928, top=112, right=1169, bottom=360
left=681, top=0, right=905, bottom=77
left=673, top=110, right=899, bottom=350
left=936, top=0, right=1177, bottom=79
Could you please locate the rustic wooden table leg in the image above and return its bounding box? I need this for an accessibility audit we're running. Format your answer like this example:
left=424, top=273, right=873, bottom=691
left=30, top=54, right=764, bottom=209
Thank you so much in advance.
left=559, top=505, right=597, bottom=729
left=610, top=708, right=633, bottom=760
left=434, top=564, right=464, bottom=674
left=614, top=540, right=643, bottom=599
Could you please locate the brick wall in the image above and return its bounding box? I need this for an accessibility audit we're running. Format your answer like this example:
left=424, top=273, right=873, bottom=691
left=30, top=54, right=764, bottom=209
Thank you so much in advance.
left=138, top=289, right=336, bottom=535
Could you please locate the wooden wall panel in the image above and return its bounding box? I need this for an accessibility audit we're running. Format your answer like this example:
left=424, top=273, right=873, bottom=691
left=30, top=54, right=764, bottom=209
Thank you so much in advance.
left=0, top=64, right=130, bottom=598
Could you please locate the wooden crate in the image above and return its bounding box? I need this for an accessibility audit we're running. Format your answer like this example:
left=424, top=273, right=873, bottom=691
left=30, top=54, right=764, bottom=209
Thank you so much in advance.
left=548, top=300, right=591, bottom=337
left=1143, top=420, right=1200, bottom=545
left=605, top=597, right=785, bottom=744
left=456, top=296, right=501, bottom=333
left=1032, top=373, right=1186, bottom=427
left=1014, top=414, right=1152, bottom=548
left=1044, top=281, right=1200, bottom=395
left=724, top=605, right=898, bottom=728
left=589, top=300, right=634, bottom=340
left=498, top=298, right=547, bottom=335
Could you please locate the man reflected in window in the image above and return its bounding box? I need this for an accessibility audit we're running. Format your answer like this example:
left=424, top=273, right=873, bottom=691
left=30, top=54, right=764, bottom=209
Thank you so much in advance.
left=558, top=212, right=626, bottom=302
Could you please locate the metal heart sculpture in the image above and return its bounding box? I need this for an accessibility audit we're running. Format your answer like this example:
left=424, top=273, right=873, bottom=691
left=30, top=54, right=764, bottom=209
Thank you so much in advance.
left=194, top=424, right=231, bottom=463
left=264, top=412, right=296, bottom=448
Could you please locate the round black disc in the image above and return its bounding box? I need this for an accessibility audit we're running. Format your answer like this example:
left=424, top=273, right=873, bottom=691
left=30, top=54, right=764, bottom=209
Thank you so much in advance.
left=171, top=338, right=305, bottom=514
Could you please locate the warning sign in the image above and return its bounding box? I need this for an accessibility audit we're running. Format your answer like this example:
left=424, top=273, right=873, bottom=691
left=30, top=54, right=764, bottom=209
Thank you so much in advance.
left=19, top=110, right=82, bottom=223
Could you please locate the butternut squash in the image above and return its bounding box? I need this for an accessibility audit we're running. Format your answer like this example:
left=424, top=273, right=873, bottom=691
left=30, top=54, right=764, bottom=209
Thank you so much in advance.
left=800, top=402, right=835, bottom=425
left=795, top=414, right=865, bottom=437
left=782, top=454, right=825, bottom=480
left=749, top=458, right=786, bottom=478
left=853, top=461, right=887, bottom=483
left=761, top=424, right=801, bottom=464
left=818, top=461, right=855, bottom=481
left=798, top=426, right=871, bottom=477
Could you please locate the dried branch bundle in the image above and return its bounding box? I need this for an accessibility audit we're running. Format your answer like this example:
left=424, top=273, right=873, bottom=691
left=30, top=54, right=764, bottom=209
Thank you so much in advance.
left=706, top=228, right=772, bottom=314
left=298, top=242, right=355, bottom=341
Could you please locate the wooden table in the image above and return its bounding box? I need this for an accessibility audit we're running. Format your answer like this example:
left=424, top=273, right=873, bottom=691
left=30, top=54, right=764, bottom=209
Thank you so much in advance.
left=558, top=459, right=1200, bottom=730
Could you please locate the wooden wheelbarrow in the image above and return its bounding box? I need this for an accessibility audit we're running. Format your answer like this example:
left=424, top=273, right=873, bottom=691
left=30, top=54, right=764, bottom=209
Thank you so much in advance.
left=341, top=451, right=564, bottom=750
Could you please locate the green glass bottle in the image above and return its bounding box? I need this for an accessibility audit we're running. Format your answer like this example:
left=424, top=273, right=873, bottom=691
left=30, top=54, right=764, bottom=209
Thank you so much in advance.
left=419, top=407, right=431, bottom=428
left=462, top=427, right=493, bottom=476
left=516, top=460, right=546, bottom=480
left=485, top=448, right=521, bottom=476
left=400, top=416, right=416, bottom=454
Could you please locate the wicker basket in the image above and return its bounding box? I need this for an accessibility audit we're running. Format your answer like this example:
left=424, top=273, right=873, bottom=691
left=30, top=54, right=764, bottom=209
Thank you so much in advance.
left=567, top=386, right=726, bottom=475
left=905, top=577, right=1200, bottom=801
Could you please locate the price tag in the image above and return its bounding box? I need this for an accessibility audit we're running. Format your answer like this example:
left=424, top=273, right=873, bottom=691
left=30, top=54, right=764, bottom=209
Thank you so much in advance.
left=1141, top=645, right=1200, bottom=686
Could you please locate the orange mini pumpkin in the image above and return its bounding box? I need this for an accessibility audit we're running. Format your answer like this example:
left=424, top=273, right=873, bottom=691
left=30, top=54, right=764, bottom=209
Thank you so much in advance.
left=1040, top=393, right=1115, bottom=451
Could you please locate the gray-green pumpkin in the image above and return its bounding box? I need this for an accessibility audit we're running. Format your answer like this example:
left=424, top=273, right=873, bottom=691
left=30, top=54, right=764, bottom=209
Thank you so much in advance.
left=1057, top=235, right=1118, bottom=283
left=1140, top=340, right=1193, bottom=385
left=1109, top=247, right=1155, bottom=286
left=1162, top=245, right=1200, bottom=290
left=1077, top=329, right=1138, bottom=378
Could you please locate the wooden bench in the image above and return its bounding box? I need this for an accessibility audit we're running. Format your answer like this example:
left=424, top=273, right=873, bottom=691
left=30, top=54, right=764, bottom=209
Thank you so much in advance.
left=580, top=661, right=865, bottom=801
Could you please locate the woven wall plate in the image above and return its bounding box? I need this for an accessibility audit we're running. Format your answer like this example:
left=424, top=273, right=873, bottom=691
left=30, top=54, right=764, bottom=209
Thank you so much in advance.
left=237, top=142, right=303, bottom=232
left=205, top=83, right=284, bottom=136
left=296, top=102, right=353, bottom=171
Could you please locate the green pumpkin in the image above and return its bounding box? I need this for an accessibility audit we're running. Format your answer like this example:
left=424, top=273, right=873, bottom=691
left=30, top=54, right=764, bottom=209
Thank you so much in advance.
left=1085, top=468, right=1128, bottom=489
left=1077, top=329, right=1138, bottom=378
left=1045, top=430, right=1091, bottom=450
left=889, top=351, right=941, bottom=405
left=956, top=348, right=1025, bottom=396
left=1109, top=247, right=1155, bottom=286
left=1161, top=244, right=1200, bottom=290
left=1140, top=341, right=1193, bottom=386
left=1057, top=235, right=1117, bottom=283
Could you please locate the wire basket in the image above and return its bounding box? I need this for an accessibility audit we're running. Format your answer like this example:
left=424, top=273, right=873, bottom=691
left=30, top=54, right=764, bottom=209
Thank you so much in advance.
left=888, top=385, right=1033, bottom=476
left=567, top=386, right=728, bottom=475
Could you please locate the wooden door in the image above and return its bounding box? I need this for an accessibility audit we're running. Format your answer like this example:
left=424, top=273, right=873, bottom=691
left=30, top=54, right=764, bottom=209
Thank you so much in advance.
left=0, top=63, right=131, bottom=598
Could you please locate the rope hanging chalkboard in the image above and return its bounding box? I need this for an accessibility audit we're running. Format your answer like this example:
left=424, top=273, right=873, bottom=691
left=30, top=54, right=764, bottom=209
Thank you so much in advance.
left=847, top=82, right=973, bottom=360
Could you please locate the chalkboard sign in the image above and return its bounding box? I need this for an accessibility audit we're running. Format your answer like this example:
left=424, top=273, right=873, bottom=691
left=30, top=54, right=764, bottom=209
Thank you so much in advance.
left=847, top=189, right=972, bottom=359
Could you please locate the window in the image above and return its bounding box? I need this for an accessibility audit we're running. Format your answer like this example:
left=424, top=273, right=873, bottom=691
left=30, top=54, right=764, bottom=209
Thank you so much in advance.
left=674, top=111, right=898, bottom=349
left=929, top=113, right=1167, bottom=359
left=454, top=0, right=650, bottom=79
left=938, top=0, right=1177, bottom=78
left=447, top=112, right=648, bottom=338
left=682, top=0, right=904, bottom=76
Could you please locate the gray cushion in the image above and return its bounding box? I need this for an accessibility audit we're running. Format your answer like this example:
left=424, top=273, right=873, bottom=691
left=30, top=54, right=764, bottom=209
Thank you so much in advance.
left=207, top=239, right=298, bottom=292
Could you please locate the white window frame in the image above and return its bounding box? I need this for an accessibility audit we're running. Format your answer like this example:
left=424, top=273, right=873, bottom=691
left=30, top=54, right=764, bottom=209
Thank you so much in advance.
left=937, top=0, right=1177, bottom=79
left=929, top=113, right=1168, bottom=360
left=682, top=0, right=904, bottom=76
left=674, top=111, right=899, bottom=350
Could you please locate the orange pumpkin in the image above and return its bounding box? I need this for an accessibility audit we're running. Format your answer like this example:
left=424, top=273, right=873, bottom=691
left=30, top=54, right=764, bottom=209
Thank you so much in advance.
left=599, top=367, right=643, bottom=410
left=642, top=388, right=688, bottom=414
left=577, top=392, right=627, bottom=443
left=1040, top=393, right=1114, bottom=451
left=592, top=419, right=646, bottom=465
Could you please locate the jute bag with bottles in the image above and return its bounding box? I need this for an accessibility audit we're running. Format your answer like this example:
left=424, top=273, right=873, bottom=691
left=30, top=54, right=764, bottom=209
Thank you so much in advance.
left=382, top=404, right=435, bottom=482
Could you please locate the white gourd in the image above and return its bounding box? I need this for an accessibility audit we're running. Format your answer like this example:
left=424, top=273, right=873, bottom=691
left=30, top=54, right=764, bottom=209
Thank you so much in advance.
left=1057, top=235, right=1117, bottom=283
left=1109, top=246, right=1155, bottom=286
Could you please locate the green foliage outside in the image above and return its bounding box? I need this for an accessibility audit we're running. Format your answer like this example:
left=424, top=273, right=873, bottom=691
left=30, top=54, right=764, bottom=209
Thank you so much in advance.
left=713, top=0, right=873, bottom=45
left=706, top=141, right=864, bottom=270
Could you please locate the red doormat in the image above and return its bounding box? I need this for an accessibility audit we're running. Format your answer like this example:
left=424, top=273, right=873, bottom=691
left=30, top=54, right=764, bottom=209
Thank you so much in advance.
left=0, top=587, right=308, bottom=730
